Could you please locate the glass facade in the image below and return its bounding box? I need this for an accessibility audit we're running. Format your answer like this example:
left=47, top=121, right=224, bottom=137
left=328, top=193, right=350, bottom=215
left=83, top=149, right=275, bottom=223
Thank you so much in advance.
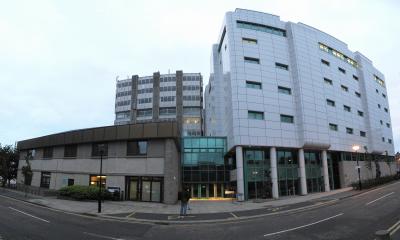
left=277, top=149, right=299, bottom=196
left=304, top=151, right=324, bottom=193
left=125, top=176, right=163, bottom=202
left=243, top=148, right=271, bottom=199
left=182, top=137, right=230, bottom=198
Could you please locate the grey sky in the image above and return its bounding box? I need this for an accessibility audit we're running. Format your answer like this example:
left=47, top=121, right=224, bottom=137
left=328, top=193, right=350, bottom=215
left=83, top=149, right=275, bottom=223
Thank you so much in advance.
left=0, top=0, right=399, bottom=151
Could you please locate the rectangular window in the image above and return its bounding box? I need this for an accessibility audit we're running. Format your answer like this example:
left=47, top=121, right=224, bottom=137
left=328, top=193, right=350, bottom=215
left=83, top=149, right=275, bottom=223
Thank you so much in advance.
left=360, top=131, right=366, bottom=137
left=90, top=175, right=106, bottom=187
left=242, top=37, right=257, bottom=44
left=160, top=96, right=176, bottom=102
left=275, top=62, right=289, bottom=70
left=380, top=120, right=383, bottom=125
left=64, top=144, right=77, bottom=158
left=386, top=123, right=391, bottom=128
left=382, top=93, right=386, bottom=98
left=384, top=108, right=388, bottom=113
left=40, top=172, right=51, bottom=189
left=127, top=141, right=148, bottom=156
left=329, top=123, right=338, bottom=131
left=382, top=137, right=385, bottom=142
left=355, top=92, right=361, bottom=98
left=183, top=107, right=201, bottom=115
left=278, top=86, right=291, bottom=95
left=246, top=81, right=262, bottom=89
left=244, top=57, right=260, bottom=64
left=321, top=59, right=330, bottom=66
left=324, top=78, right=333, bottom=85
left=137, top=108, right=153, bottom=117
left=91, top=143, right=108, bottom=157
left=319, top=43, right=358, bottom=68
left=388, top=139, right=392, bottom=144
left=43, top=147, right=53, bottom=159
left=138, top=98, right=152, bottom=104
left=159, top=107, right=176, bottom=116
left=346, top=128, right=353, bottom=134
left=358, top=110, right=364, bottom=117
left=376, top=89, right=379, bottom=93
left=378, top=104, right=381, bottom=109
left=343, top=105, right=351, bottom=112
left=326, top=99, right=335, bottom=107
left=248, top=111, right=264, bottom=120
left=341, top=85, right=348, bottom=92
left=68, top=179, right=74, bottom=186
left=353, top=75, right=359, bottom=81
left=236, top=20, right=286, bottom=37
left=280, top=114, right=294, bottom=123
left=374, top=75, right=385, bottom=87
left=338, top=67, right=346, bottom=74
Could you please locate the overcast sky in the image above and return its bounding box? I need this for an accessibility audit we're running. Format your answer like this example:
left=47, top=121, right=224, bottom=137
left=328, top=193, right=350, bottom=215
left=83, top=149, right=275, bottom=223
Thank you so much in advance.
left=0, top=0, right=399, bottom=151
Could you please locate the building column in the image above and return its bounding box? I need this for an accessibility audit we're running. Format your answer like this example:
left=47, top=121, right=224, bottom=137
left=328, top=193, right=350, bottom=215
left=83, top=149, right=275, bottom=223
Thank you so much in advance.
left=298, top=149, right=307, bottom=195
left=322, top=150, right=330, bottom=192
left=270, top=147, right=279, bottom=199
left=236, top=146, right=245, bottom=201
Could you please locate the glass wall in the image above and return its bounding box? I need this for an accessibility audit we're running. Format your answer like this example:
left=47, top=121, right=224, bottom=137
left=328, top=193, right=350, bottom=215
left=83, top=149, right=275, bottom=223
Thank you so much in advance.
left=182, top=137, right=230, bottom=198
left=243, top=148, right=271, bottom=199
left=277, top=150, right=299, bottom=196
left=304, top=151, right=324, bottom=193
left=125, top=176, right=163, bottom=202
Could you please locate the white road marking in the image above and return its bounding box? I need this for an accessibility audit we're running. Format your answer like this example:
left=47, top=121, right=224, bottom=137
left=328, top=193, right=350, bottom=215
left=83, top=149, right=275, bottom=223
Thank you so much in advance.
left=230, top=212, right=238, bottom=219
left=365, top=192, right=394, bottom=206
left=263, top=213, right=344, bottom=237
left=125, top=211, right=136, bottom=218
left=388, top=220, right=400, bottom=235
left=352, top=181, right=400, bottom=198
left=8, top=207, right=50, bottom=223
left=83, top=232, right=125, bottom=240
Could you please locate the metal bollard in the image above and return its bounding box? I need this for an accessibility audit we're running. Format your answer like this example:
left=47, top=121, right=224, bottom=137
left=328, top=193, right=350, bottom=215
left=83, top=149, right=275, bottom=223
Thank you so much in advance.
left=375, top=230, right=391, bottom=240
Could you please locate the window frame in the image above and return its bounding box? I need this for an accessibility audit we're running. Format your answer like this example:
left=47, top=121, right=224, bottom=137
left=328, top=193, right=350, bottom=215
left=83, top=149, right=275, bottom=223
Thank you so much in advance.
left=126, top=140, right=148, bottom=156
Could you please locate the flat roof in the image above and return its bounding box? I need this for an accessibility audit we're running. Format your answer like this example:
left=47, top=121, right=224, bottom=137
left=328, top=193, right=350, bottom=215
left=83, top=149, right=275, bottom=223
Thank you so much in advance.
left=18, top=121, right=180, bottom=150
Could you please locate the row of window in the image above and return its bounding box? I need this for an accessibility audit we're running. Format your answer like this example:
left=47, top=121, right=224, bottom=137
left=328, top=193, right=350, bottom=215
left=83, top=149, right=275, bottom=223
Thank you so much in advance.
left=137, top=108, right=153, bottom=117
left=116, top=90, right=132, bottom=97
left=243, top=57, right=289, bottom=71
left=160, top=77, right=176, bottom=83
left=160, top=86, right=176, bottom=92
left=138, top=78, right=153, bottom=85
left=183, top=85, right=201, bottom=91
left=161, top=96, right=175, bottom=102
left=183, top=76, right=201, bottom=81
left=117, top=81, right=132, bottom=88
left=324, top=77, right=361, bottom=97
left=236, top=20, right=287, bottom=37
left=318, top=42, right=358, bottom=68
left=248, top=111, right=294, bottom=123
left=138, top=88, right=153, bottom=94
left=37, top=141, right=149, bottom=159
left=159, top=107, right=176, bottom=116
left=245, top=81, right=292, bottom=95
left=326, top=99, right=364, bottom=115
left=116, top=100, right=131, bottom=107
left=183, top=95, right=201, bottom=101
left=374, top=75, right=385, bottom=87
left=138, top=98, right=152, bottom=104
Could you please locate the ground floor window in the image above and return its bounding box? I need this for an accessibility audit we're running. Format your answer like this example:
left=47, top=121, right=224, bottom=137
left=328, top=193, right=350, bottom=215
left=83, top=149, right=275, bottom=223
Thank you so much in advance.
left=89, top=175, right=106, bottom=187
left=185, top=183, right=229, bottom=198
left=68, top=179, right=74, bottom=186
left=126, top=176, right=163, bottom=203
left=40, top=172, right=51, bottom=188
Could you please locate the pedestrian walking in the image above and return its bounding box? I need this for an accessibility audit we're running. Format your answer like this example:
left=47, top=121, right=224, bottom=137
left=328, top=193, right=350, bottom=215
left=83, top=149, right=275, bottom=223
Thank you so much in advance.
left=180, top=188, right=190, bottom=216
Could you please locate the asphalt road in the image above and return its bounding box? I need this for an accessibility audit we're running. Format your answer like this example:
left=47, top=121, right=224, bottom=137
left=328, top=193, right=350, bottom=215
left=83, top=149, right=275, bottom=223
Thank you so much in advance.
left=0, top=181, right=399, bottom=240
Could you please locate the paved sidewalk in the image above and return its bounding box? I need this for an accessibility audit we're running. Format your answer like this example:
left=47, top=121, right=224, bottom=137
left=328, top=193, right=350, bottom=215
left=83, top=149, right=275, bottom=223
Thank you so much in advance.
left=0, top=187, right=353, bottom=216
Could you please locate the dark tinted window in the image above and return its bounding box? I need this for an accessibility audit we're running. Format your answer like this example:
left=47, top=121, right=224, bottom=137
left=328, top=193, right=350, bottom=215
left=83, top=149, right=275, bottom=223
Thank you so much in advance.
left=64, top=144, right=77, bottom=158
left=92, top=143, right=108, bottom=157
left=127, top=141, right=148, bottom=156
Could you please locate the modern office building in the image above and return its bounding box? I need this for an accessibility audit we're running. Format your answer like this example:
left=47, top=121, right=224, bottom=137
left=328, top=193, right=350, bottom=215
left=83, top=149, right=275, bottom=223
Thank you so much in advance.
left=17, top=122, right=181, bottom=204
left=115, top=71, right=203, bottom=137
left=205, top=9, right=396, bottom=200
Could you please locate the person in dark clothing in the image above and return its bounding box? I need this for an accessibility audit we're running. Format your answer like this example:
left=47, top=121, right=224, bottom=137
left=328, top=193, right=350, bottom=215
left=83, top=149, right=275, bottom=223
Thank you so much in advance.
left=180, top=188, right=190, bottom=216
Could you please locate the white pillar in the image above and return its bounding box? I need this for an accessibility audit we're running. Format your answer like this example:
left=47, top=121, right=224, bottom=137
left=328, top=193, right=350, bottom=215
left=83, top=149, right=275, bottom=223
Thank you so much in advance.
left=298, top=149, right=307, bottom=195
left=270, top=147, right=279, bottom=199
left=322, top=150, right=330, bottom=192
left=236, top=146, right=245, bottom=201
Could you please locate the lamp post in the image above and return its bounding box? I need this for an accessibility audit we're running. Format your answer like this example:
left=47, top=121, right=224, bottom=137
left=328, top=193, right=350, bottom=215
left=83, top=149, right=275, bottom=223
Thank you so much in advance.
left=352, top=145, right=362, bottom=190
left=98, top=144, right=105, bottom=213
left=252, top=170, right=258, bottom=200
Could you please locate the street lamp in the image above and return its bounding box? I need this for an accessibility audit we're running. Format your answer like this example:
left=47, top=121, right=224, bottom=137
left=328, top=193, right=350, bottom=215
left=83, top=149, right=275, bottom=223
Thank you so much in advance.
left=352, top=145, right=362, bottom=190
left=98, top=144, right=105, bottom=213
left=252, top=170, right=258, bottom=200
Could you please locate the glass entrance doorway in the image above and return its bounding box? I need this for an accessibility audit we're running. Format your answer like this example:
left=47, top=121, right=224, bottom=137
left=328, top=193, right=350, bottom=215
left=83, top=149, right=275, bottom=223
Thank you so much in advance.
left=189, top=183, right=226, bottom=198
left=126, top=176, right=163, bottom=202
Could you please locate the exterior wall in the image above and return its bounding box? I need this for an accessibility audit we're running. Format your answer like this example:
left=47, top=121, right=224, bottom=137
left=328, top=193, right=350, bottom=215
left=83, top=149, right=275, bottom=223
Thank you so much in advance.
left=17, top=138, right=180, bottom=204
left=205, top=8, right=394, bottom=156
left=339, top=161, right=397, bottom=187
left=114, top=72, right=203, bottom=137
